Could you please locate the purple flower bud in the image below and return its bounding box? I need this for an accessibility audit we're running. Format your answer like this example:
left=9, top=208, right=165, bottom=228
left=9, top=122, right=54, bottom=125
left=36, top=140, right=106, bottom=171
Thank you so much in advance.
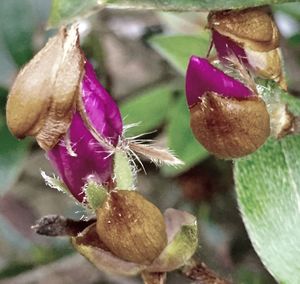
left=185, top=56, right=270, bottom=159
left=185, top=56, right=252, bottom=107
left=47, top=61, right=123, bottom=202
left=210, top=23, right=286, bottom=90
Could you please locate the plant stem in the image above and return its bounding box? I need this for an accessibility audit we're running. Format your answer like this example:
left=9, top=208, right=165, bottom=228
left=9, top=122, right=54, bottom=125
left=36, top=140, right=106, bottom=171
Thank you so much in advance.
left=182, top=259, right=231, bottom=284
left=141, top=272, right=167, bottom=284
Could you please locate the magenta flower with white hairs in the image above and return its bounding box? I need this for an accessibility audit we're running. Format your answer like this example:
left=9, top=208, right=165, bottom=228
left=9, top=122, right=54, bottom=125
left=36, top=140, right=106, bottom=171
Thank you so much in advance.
left=185, top=55, right=270, bottom=159
left=48, top=60, right=123, bottom=202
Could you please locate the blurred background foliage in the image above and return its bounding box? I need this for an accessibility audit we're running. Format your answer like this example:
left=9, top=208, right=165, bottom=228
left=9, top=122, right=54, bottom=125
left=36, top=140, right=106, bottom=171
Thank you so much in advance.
left=1, top=0, right=300, bottom=283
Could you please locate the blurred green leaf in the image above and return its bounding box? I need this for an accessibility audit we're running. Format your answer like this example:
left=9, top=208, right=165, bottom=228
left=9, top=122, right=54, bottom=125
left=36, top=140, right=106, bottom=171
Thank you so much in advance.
left=234, top=88, right=300, bottom=283
left=234, top=266, right=274, bottom=284
left=163, top=95, right=208, bottom=176
left=0, top=119, right=31, bottom=195
left=0, top=88, right=8, bottom=115
left=49, top=0, right=98, bottom=27
left=274, top=2, right=300, bottom=20
left=149, top=33, right=210, bottom=75
left=0, top=0, right=35, bottom=66
left=0, top=43, right=17, bottom=89
left=288, top=33, right=300, bottom=46
left=0, top=0, right=51, bottom=88
left=0, top=244, right=73, bottom=279
left=120, top=85, right=173, bottom=137
left=49, top=0, right=300, bottom=27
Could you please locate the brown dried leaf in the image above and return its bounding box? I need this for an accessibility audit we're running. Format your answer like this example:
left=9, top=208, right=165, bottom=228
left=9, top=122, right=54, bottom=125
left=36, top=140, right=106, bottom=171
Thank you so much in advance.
left=96, top=190, right=168, bottom=265
left=208, top=7, right=279, bottom=52
left=190, top=92, right=270, bottom=159
left=128, top=142, right=184, bottom=166
left=32, top=215, right=95, bottom=237
left=6, top=25, right=84, bottom=150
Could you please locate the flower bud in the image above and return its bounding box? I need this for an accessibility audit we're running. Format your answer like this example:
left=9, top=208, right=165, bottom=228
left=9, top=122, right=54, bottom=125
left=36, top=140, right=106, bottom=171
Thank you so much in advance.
left=6, top=26, right=84, bottom=150
left=208, top=8, right=286, bottom=89
left=47, top=60, right=123, bottom=202
left=208, top=7, right=279, bottom=52
left=186, top=56, right=270, bottom=159
left=96, top=190, right=167, bottom=264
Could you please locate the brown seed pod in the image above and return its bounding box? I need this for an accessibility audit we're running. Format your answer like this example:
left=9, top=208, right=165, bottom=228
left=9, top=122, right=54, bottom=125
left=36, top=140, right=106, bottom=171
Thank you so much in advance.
left=190, top=92, right=270, bottom=159
left=6, top=25, right=84, bottom=150
left=96, top=190, right=167, bottom=265
left=208, top=7, right=279, bottom=52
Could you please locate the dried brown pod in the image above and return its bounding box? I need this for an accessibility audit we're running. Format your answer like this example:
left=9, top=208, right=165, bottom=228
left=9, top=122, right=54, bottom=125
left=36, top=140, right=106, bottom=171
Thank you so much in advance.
left=96, top=190, right=167, bottom=265
left=245, top=48, right=287, bottom=90
left=269, top=103, right=295, bottom=139
left=208, top=7, right=279, bottom=52
left=190, top=92, right=270, bottom=159
left=6, top=25, right=84, bottom=150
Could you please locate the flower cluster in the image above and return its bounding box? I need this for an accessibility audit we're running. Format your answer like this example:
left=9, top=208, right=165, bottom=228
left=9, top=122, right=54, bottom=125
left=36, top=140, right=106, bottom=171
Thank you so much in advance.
left=6, top=25, right=197, bottom=280
left=185, top=6, right=294, bottom=159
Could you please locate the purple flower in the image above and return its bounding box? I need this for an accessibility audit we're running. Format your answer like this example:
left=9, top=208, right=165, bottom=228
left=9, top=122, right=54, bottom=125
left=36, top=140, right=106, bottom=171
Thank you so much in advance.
left=212, top=31, right=248, bottom=66
left=185, top=56, right=252, bottom=107
left=47, top=61, right=123, bottom=202
left=185, top=55, right=270, bottom=159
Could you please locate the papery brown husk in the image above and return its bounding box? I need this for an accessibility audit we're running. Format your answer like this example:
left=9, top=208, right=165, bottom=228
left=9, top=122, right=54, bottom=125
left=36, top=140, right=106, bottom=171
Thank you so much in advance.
left=208, top=6, right=279, bottom=52
left=96, top=190, right=168, bottom=265
left=72, top=223, right=145, bottom=276
left=190, top=92, right=270, bottom=159
left=6, top=25, right=84, bottom=150
left=245, top=48, right=287, bottom=90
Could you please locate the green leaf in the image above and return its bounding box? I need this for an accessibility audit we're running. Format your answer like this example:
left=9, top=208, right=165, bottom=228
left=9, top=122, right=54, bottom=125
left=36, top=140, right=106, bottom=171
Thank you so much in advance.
left=0, top=120, right=30, bottom=195
left=49, top=0, right=99, bottom=27
left=49, top=0, right=300, bottom=27
left=0, top=44, right=17, bottom=89
left=149, top=33, right=210, bottom=76
left=0, top=0, right=51, bottom=87
left=120, top=85, right=173, bottom=137
left=163, top=94, right=208, bottom=176
left=274, top=2, right=300, bottom=20
left=234, top=88, right=300, bottom=283
left=0, top=0, right=35, bottom=66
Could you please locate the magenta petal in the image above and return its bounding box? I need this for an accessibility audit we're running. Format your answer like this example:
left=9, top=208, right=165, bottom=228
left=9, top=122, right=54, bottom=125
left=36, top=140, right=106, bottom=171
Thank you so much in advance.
left=185, top=56, right=252, bottom=107
left=47, top=61, right=123, bottom=202
left=212, top=31, right=248, bottom=65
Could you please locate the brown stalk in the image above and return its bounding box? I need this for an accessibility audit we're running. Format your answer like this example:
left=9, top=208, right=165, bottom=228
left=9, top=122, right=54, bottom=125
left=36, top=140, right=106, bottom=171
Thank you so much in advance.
left=182, top=259, right=231, bottom=284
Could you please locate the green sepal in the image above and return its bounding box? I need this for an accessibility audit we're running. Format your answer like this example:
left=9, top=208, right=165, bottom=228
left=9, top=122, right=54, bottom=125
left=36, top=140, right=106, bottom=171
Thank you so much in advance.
left=147, top=208, right=198, bottom=272
left=84, top=180, right=108, bottom=211
left=41, top=171, right=69, bottom=195
left=114, top=150, right=135, bottom=190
